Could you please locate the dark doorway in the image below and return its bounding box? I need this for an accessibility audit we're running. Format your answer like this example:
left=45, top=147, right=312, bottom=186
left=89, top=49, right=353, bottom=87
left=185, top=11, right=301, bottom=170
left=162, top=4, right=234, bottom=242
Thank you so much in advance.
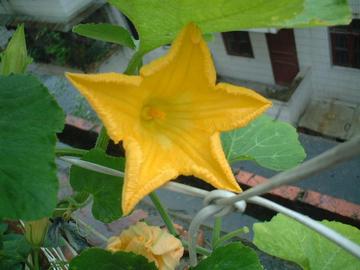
left=266, top=29, right=299, bottom=86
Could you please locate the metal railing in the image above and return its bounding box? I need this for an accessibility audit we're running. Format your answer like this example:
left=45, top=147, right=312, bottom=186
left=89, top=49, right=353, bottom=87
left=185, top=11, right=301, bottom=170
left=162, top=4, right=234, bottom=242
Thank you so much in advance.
left=60, top=135, right=360, bottom=267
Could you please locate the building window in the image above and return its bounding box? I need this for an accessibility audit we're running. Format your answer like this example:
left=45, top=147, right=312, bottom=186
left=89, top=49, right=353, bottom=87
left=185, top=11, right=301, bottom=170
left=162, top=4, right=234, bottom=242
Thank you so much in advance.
left=222, top=31, right=254, bottom=58
left=330, top=19, right=360, bottom=69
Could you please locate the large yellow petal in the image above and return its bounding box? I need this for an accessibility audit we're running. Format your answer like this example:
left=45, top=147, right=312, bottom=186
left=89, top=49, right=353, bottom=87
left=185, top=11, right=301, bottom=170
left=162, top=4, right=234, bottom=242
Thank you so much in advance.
left=192, top=82, right=271, bottom=132
left=122, top=125, right=240, bottom=215
left=65, top=73, right=143, bottom=143
left=159, top=123, right=241, bottom=192
left=138, top=23, right=270, bottom=133
left=122, top=136, right=178, bottom=215
left=139, top=23, right=216, bottom=99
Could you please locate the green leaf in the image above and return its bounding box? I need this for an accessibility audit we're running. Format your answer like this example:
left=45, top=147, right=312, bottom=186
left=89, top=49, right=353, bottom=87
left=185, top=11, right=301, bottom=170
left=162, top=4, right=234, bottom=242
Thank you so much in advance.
left=0, top=233, right=31, bottom=270
left=0, top=223, right=8, bottom=235
left=109, top=0, right=351, bottom=53
left=192, top=242, right=263, bottom=270
left=73, top=23, right=135, bottom=49
left=253, top=214, right=360, bottom=270
left=70, top=149, right=125, bottom=223
left=0, top=24, right=32, bottom=75
left=69, top=248, right=157, bottom=270
left=0, top=75, right=65, bottom=220
left=284, top=0, right=351, bottom=27
left=221, top=115, right=306, bottom=171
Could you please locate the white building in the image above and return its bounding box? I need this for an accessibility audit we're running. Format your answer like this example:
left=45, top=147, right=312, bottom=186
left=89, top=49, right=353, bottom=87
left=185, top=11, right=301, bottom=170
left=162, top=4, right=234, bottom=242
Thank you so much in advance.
left=1, top=0, right=359, bottom=139
left=101, top=2, right=360, bottom=139
left=209, top=1, right=360, bottom=138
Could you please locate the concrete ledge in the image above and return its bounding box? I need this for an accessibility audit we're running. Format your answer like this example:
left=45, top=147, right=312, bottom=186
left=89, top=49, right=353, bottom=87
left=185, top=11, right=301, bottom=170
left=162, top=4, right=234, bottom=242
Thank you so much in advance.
left=266, top=67, right=312, bottom=125
left=66, top=115, right=100, bottom=133
left=236, top=171, right=360, bottom=227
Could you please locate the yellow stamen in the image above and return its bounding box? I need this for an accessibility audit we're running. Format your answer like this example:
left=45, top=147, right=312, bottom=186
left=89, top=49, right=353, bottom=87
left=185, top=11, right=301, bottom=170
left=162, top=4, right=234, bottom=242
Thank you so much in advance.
left=142, top=106, right=166, bottom=120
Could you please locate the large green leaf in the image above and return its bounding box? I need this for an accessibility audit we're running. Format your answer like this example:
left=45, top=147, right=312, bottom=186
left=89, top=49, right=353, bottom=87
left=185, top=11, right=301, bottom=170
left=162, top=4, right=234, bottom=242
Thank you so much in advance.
left=192, top=242, right=263, bottom=270
left=253, top=214, right=360, bottom=270
left=73, top=23, right=135, bottom=49
left=70, top=149, right=125, bottom=223
left=69, top=248, right=157, bottom=270
left=0, top=24, right=32, bottom=75
left=0, top=233, right=31, bottom=270
left=285, top=0, right=351, bottom=27
left=0, top=75, right=64, bottom=220
left=109, top=0, right=351, bottom=53
left=221, top=115, right=306, bottom=171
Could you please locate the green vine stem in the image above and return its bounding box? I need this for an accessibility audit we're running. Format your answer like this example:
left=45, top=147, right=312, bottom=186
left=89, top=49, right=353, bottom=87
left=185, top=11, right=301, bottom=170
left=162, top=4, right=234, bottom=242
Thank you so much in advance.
left=211, top=217, right=222, bottom=248
left=32, top=248, right=40, bottom=270
left=213, top=227, right=249, bottom=249
left=149, top=192, right=178, bottom=237
left=95, top=126, right=110, bottom=150
left=182, top=240, right=211, bottom=256
left=55, top=147, right=88, bottom=157
left=124, top=50, right=144, bottom=75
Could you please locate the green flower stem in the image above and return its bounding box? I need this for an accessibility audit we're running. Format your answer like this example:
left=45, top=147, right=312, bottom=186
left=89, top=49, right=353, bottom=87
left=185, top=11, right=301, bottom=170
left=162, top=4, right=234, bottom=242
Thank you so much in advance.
left=149, top=192, right=178, bottom=237
left=32, top=248, right=40, bottom=270
left=124, top=50, right=144, bottom=75
left=211, top=217, right=222, bottom=248
left=213, top=227, right=249, bottom=249
left=182, top=240, right=211, bottom=256
left=95, top=126, right=110, bottom=150
left=55, top=147, right=88, bottom=157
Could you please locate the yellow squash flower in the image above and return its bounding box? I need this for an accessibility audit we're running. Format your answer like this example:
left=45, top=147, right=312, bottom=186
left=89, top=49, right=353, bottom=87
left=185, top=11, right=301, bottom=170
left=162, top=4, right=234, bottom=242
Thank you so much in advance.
left=107, top=222, right=184, bottom=270
left=66, top=23, right=271, bottom=215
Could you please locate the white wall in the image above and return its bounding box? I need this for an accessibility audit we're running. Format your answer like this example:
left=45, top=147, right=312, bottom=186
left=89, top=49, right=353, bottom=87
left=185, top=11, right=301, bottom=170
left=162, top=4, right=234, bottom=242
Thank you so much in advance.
left=349, top=0, right=360, bottom=18
left=210, top=32, right=275, bottom=85
left=294, top=27, right=360, bottom=104
left=3, top=0, right=94, bottom=22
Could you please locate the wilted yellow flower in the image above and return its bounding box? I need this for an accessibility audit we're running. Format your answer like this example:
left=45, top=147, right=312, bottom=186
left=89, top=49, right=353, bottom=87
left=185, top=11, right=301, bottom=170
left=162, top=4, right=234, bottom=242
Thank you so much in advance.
left=107, top=222, right=184, bottom=270
left=66, top=23, right=271, bottom=215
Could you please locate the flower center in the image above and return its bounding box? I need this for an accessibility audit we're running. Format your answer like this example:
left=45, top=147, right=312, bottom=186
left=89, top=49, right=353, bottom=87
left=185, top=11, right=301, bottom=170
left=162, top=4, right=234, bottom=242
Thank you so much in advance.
left=141, top=105, right=166, bottom=121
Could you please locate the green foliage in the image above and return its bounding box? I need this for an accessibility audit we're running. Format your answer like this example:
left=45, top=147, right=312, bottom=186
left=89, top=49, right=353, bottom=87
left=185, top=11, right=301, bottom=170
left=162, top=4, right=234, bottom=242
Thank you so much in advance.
left=69, top=248, right=157, bottom=270
left=0, top=24, right=32, bottom=75
left=70, top=149, right=125, bottom=223
left=285, top=0, right=351, bottom=27
left=109, top=0, right=351, bottom=53
left=73, top=23, right=135, bottom=48
left=221, top=115, right=306, bottom=171
left=0, top=232, right=32, bottom=270
left=26, top=28, right=113, bottom=71
left=192, top=242, right=263, bottom=270
left=0, top=75, right=65, bottom=220
left=253, top=214, right=360, bottom=270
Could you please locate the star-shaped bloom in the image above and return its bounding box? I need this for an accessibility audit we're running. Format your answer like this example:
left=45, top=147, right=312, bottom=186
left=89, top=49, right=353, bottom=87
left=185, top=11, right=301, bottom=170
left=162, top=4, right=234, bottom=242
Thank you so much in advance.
left=66, top=23, right=271, bottom=215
